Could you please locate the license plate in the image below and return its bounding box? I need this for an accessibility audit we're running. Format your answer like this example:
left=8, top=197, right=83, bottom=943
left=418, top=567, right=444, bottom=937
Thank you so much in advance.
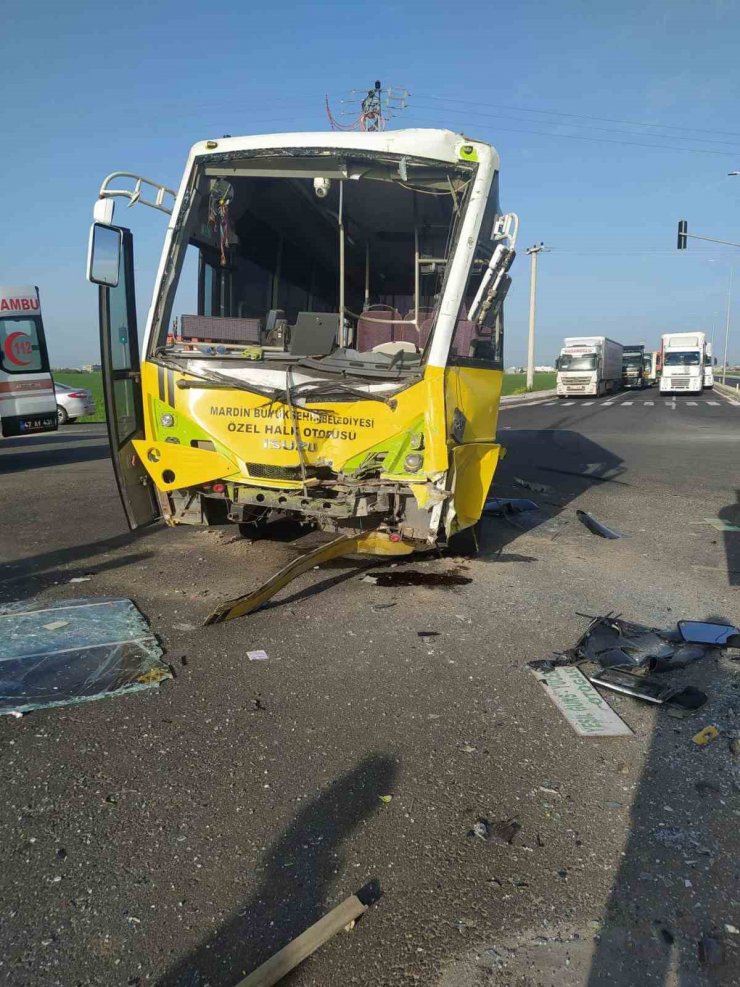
left=19, top=416, right=57, bottom=432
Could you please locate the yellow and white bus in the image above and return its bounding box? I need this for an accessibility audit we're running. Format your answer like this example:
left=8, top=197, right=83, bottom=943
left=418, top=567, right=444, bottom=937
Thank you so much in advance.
left=87, top=129, right=517, bottom=618
left=0, top=285, right=57, bottom=437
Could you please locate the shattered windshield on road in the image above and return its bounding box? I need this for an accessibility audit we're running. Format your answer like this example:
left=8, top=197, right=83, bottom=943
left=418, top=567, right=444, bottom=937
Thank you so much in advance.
left=152, top=150, right=475, bottom=380
left=664, top=351, right=700, bottom=366
left=559, top=353, right=598, bottom=371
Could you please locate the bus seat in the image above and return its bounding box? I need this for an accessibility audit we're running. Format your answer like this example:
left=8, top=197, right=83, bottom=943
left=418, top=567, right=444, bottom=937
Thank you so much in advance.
left=356, top=305, right=400, bottom=351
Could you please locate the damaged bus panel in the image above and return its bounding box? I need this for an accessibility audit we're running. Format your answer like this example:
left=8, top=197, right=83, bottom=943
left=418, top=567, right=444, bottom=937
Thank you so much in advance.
left=86, top=130, right=517, bottom=597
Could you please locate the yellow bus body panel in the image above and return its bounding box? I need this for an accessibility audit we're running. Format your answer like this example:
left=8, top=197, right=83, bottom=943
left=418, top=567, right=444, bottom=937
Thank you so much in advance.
left=137, top=361, right=504, bottom=534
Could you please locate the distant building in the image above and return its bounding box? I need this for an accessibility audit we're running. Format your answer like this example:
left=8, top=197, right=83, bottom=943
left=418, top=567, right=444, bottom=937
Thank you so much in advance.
left=82, top=363, right=102, bottom=372
left=535, top=364, right=556, bottom=372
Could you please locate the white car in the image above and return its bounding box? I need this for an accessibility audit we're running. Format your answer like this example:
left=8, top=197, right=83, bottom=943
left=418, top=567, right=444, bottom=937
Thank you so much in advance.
left=54, top=382, right=97, bottom=424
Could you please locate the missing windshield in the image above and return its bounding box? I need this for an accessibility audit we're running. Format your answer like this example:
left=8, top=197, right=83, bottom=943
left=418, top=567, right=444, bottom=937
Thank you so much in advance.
left=154, top=151, right=473, bottom=377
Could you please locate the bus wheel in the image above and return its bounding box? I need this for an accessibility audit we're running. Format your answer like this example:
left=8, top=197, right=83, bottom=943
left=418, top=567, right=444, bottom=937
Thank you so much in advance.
left=57, top=405, right=68, bottom=425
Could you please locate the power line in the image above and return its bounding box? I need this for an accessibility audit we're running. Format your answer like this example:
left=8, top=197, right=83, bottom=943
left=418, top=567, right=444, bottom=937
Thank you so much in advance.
left=421, top=92, right=740, bottom=142
left=403, top=105, right=739, bottom=158
left=410, top=101, right=740, bottom=151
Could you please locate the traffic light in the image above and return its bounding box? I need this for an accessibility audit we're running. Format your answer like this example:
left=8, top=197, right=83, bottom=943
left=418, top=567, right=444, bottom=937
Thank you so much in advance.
left=677, top=220, right=688, bottom=250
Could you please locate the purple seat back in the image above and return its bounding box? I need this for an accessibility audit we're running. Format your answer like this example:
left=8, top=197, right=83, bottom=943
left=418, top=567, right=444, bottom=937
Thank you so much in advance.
left=356, top=306, right=400, bottom=351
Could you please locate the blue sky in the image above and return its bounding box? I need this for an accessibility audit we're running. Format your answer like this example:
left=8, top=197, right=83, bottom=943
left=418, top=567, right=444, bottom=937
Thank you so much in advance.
left=2, top=0, right=739, bottom=367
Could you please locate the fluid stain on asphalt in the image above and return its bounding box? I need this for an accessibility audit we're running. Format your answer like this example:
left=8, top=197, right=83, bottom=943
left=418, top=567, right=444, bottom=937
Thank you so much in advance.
left=367, top=570, right=472, bottom=588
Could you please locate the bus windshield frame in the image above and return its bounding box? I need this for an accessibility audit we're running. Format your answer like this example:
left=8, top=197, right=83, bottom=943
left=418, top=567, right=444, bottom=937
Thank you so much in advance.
left=147, top=147, right=485, bottom=381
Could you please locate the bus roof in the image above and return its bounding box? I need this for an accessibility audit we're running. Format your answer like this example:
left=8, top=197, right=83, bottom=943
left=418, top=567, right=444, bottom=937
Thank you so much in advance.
left=187, top=128, right=499, bottom=170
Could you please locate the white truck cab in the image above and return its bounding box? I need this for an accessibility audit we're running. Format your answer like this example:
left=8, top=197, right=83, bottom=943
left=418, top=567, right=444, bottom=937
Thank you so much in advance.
left=659, top=332, right=706, bottom=395
left=556, top=336, right=623, bottom=398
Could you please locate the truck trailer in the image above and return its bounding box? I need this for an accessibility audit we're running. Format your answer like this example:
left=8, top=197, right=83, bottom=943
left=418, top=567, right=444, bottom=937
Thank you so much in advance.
left=556, top=336, right=623, bottom=398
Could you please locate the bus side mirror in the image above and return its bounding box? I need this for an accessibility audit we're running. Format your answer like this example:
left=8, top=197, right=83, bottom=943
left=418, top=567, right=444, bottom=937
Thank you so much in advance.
left=87, top=223, right=122, bottom=287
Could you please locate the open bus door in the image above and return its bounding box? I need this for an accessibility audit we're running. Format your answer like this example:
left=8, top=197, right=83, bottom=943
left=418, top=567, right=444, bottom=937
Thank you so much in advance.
left=88, top=222, right=160, bottom=530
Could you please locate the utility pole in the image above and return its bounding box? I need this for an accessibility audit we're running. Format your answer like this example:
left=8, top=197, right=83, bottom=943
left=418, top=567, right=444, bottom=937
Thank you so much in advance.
left=526, top=243, right=548, bottom=390
left=722, top=266, right=733, bottom=383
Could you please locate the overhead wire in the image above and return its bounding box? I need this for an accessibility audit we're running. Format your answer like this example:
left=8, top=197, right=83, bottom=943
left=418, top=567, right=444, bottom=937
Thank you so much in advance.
left=403, top=104, right=740, bottom=157
left=420, top=93, right=740, bottom=142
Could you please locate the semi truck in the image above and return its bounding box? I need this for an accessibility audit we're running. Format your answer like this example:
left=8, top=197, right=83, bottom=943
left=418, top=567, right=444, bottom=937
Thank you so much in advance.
left=556, top=336, right=623, bottom=398
left=622, top=344, right=646, bottom=389
left=659, top=332, right=706, bottom=395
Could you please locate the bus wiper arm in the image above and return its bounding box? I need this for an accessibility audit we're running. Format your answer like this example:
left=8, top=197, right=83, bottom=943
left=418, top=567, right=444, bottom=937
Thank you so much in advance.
left=290, top=381, right=398, bottom=407
left=154, top=356, right=283, bottom=401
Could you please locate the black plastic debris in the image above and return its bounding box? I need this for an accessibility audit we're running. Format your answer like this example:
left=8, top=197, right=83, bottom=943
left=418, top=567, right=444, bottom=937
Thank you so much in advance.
left=469, top=817, right=521, bottom=846
left=575, top=614, right=673, bottom=668
left=483, top=497, right=539, bottom=516
left=648, top=642, right=709, bottom=672
left=665, top=686, right=708, bottom=713
left=678, top=620, right=740, bottom=647
left=576, top=509, right=625, bottom=540
left=590, top=668, right=707, bottom=713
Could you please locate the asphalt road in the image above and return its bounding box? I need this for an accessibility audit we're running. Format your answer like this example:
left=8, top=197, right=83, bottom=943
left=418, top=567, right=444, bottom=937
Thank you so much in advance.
left=1, top=391, right=739, bottom=987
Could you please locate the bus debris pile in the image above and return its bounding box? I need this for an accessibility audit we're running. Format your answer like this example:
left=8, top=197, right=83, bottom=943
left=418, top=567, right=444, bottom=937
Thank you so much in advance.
left=530, top=614, right=740, bottom=734
left=0, top=598, right=170, bottom=717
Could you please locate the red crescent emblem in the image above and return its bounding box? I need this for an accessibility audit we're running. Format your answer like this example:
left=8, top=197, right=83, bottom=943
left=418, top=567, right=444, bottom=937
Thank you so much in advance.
left=3, top=331, right=32, bottom=367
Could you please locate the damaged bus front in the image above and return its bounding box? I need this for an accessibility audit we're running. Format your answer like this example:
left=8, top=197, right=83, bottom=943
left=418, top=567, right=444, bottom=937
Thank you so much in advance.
left=87, top=130, right=517, bottom=615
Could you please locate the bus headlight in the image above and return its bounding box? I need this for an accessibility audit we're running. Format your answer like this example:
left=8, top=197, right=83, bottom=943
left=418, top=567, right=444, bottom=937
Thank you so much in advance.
left=404, top=453, right=423, bottom=472
left=160, top=413, right=175, bottom=427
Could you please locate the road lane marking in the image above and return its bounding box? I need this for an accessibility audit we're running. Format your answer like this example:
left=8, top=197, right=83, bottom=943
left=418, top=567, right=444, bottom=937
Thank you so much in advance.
left=543, top=401, right=557, bottom=406
left=560, top=402, right=574, bottom=407
left=687, top=401, right=697, bottom=406
left=706, top=400, right=720, bottom=406
left=582, top=401, right=593, bottom=406
left=644, top=401, right=654, bottom=406
left=602, top=401, right=615, bottom=406
left=621, top=402, right=633, bottom=406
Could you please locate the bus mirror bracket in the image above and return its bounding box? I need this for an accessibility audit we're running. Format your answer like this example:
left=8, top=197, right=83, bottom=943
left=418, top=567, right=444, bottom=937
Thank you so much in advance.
left=96, top=171, right=177, bottom=216
left=93, top=198, right=115, bottom=225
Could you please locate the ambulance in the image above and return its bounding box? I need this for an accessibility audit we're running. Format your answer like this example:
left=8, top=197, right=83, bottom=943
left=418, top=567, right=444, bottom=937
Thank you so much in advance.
left=0, top=286, right=57, bottom=437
